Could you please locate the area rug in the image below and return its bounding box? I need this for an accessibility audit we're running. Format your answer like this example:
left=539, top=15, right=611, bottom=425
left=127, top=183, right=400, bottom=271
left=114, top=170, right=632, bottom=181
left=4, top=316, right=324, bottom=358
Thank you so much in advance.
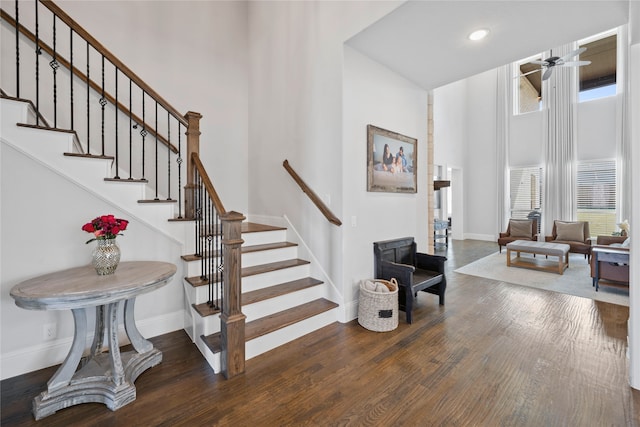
left=454, top=252, right=629, bottom=306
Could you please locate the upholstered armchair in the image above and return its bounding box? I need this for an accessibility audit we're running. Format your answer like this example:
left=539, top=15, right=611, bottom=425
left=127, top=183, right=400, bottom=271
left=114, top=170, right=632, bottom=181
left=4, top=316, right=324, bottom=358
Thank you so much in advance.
left=545, top=220, right=592, bottom=258
left=590, top=236, right=630, bottom=285
left=498, top=218, right=538, bottom=252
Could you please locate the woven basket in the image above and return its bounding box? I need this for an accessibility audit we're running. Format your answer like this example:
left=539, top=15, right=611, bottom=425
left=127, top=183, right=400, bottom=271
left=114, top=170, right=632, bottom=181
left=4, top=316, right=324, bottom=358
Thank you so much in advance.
left=358, top=278, right=399, bottom=332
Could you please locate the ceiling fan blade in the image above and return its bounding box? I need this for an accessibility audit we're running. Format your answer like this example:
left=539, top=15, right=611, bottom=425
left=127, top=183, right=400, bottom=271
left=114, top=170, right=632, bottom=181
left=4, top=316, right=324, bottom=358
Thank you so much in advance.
left=561, top=60, right=591, bottom=67
left=542, top=67, right=554, bottom=81
left=559, top=46, right=587, bottom=62
left=519, top=69, right=541, bottom=77
left=529, top=60, right=547, bottom=65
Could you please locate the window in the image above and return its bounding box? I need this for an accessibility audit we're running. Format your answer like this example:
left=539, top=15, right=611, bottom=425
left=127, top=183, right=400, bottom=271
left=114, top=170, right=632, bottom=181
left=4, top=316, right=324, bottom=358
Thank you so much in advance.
left=514, top=56, right=542, bottom=115
left=509, top=167, right=543, bottom=233
left=579, top=30, right=617, bottom=102
left=577, top=160, right=616, bottom=236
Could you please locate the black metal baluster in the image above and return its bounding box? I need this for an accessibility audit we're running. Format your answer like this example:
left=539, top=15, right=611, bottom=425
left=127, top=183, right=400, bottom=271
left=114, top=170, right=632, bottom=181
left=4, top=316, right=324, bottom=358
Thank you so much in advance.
left=86, top=41, right=90, bottom=152
left=201, top=173, right=208, bottom=289
left=195, top=170, right=202, bottom=257
left=216, top=207, right=221, bottom=309
left=15, top=1, right=19, bottom=98
left=177, top=123, right=183, bottom=218
left=114, top=67, right=120, bottom=178
left=167, top=112, right=171, bottom=200
left=50, top=14, right=59, bottom=127
left=69, top=28, right=74, bottom=131
left=219, top=210, right=224, bottom=311
left=141, top=91, right=147, bottom=180
left=212, top=197, right=218, bottom=309
left=100, top=55, right=106, bottom=156
left=128, top=80, right=132, bottom=179
left=154, top=101, right=159, bottom=200
left=35, top=0, right=40, bottom=125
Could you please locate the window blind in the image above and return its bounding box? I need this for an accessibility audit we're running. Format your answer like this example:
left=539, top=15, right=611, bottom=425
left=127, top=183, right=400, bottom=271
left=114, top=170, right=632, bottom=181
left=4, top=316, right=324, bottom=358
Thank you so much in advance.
left=577, top=159, right=617, bottom=236
left=509, top=167, right=543, bottom=221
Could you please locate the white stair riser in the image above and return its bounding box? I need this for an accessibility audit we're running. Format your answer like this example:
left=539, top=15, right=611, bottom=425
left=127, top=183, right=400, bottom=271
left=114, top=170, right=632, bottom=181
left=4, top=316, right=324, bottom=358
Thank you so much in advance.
left=245, top=309, right=338, bottom=360
left=243, top=286, right=324, bottom=322
left=191, top=306, right=221, bottom=337
left=1, top=98, right=31, bottom=124
left=194, top=339, right=221, bottom=374
left=184, top=246, right=299, bottom=277
left=242, top=229, right=287, bottom=246
left=242, top=265, right=310, bottom=292
left=242, top=246, right=298, bottom=268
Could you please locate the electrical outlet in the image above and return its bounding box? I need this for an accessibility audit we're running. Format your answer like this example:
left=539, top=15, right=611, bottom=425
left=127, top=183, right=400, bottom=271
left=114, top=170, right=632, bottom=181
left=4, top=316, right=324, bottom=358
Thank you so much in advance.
left=43, top=323, right=57, bottom=340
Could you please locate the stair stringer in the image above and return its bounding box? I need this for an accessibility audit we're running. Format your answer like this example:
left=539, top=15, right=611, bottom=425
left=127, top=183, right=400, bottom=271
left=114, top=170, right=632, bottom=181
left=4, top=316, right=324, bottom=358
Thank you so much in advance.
left=1, top=98, right=192, bottom=248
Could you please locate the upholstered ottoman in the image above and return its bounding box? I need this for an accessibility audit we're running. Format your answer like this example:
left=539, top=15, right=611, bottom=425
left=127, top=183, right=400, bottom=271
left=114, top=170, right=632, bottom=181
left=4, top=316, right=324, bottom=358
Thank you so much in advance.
left=506, top=240, right=570, bottom=274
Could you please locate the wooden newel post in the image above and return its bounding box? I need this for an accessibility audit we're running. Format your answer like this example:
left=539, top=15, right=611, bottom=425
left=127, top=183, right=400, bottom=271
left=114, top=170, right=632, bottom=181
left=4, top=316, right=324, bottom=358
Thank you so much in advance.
left=220, top=211, right=246, bottom=379
left=184, top=111, right=202, bottom=219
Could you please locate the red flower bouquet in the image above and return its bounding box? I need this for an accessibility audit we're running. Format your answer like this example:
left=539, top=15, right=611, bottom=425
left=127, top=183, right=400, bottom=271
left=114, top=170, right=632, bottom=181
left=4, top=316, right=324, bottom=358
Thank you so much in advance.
left=82, top=214, right=129, bottom=243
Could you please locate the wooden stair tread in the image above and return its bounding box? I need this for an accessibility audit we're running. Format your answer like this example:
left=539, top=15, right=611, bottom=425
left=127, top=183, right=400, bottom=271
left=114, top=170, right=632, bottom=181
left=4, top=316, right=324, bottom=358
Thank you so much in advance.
left=185, top=275, right=210, bottom=288
left=245, top=299, right=338, bottom=341
left=185, top=258, right=310, bottom=287
left=242, top=277, right=323, bottom=305
left=241, top=222, right=286, bottom=233
left=64, top=152, right=114, bottom=160
left=181, top=241, right=297, bottom=262
left=199, top=222, right=284, bottom=238
left=200, top=298, right=338, bottom=354
left=242, top=258, right=309, bottom=277
left=138, top=199, right=177, bottom=203
left=201, top=333, right=222, bottom=354
left=105, top=177, right=149, bottom=183
left=242, top=241, right=297, bottom=253
left=192, top=302, right=221, bottom=318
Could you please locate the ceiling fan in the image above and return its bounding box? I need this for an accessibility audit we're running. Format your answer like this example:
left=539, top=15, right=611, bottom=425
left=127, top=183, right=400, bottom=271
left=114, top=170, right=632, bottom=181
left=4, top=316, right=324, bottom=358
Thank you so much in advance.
left=520, top=47, right=591, bottom=81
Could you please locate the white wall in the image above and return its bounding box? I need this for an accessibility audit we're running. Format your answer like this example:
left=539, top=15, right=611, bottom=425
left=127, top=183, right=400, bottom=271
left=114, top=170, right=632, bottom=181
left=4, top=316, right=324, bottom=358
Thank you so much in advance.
left=1, top=142, right=184, bottom=379
left=247, top=1, right=400, bottom=320
left=434, top=80, right=467, bottom=169
left=342, top=46, right=428, bottom=312
left=462, top=69, right=498, bottom=241
left=54, top=0, right=250, bottom=214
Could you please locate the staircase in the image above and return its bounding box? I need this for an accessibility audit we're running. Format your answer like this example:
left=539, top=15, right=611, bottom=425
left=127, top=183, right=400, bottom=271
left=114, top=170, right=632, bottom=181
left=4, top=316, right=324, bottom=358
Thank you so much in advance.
left=182, top=221, right=338, bottom=372
left=1, top=96, right=339, bottom=375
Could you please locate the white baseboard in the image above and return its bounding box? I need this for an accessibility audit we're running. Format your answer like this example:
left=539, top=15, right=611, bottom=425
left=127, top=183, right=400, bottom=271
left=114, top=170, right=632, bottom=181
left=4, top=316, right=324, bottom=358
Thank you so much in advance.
left=341, top=299, right=359, bottom=323
left=463, top=233, right=496, bottom=242
left=1, top=310, right=184, bottom=381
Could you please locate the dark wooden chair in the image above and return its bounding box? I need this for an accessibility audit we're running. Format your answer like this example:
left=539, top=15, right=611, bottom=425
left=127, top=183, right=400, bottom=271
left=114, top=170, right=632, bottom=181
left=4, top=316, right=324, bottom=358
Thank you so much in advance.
left=373, top=237, right=447, bottom=324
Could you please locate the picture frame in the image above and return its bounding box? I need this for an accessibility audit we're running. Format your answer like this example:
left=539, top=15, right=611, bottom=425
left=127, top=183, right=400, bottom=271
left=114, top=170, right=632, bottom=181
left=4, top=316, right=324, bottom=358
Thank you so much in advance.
left=367, top=125, right=417, bottom=193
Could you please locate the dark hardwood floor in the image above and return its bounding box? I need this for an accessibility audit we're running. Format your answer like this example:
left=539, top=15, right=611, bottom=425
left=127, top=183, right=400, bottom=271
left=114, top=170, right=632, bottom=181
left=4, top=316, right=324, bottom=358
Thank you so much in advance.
left=3, top=239, right=639, bottom=426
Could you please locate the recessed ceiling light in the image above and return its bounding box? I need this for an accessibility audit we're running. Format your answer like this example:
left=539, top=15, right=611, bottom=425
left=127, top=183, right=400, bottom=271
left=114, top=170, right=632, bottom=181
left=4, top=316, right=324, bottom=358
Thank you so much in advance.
left=468, top=29, right=490, bottom=41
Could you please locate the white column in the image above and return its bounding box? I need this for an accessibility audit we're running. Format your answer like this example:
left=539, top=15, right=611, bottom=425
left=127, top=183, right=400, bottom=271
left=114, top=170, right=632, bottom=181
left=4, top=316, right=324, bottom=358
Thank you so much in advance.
left=628, top=32, right=640, bottom=387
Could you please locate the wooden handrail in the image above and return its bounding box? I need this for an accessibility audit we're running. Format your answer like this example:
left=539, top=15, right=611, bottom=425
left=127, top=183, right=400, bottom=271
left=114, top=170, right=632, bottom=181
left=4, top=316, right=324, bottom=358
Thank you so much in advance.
left=192, top=153, right=226, bottom=215
left=0, top=8, right=178, bottom=154
left=39, top=0, right=188, bottom=128
left=283, top=160, right=342, bottom=226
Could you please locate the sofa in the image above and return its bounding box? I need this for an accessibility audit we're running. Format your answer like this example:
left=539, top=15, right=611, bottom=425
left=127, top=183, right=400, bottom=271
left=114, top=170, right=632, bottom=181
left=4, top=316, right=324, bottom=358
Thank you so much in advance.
left=545, top=220, right=592, bottom=259
left=590, top=235, right=630, bottom=285
left=498, top=218, right=538, bottom=252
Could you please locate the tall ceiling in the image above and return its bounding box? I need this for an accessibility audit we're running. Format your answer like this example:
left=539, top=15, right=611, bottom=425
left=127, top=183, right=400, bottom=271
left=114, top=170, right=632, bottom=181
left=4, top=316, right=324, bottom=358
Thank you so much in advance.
left=346, top=1, right=629, bottom=90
